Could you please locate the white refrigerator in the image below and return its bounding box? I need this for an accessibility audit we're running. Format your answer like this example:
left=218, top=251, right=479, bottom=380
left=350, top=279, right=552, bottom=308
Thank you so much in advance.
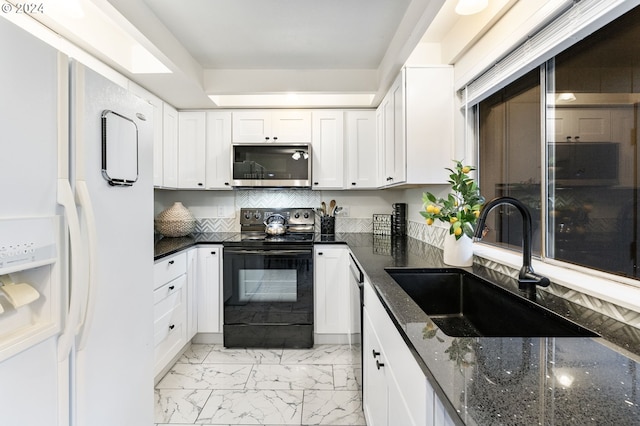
left=0, top=16, right=154, bottom=426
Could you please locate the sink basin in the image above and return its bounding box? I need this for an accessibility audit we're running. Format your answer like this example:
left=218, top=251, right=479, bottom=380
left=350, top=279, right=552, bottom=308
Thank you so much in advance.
left=386, top=268, right=598, bottom=338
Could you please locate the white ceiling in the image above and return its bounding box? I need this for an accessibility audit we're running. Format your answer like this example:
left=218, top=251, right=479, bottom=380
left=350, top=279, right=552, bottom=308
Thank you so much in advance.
left=101, top=0, right=447, bottom=108
left=144, top=0, right=411, bottom=70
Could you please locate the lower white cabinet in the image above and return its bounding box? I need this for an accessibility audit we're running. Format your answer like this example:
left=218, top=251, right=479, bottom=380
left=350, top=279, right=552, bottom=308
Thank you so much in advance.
left=153, top=259, right=188, bottom=377
left=196, top=246, right=222, bottom=333
left=363, top=279, right=455, bottom=426
left=186, top=249, right=198, bottom=340
left=314, top=246, right=351, bottom=337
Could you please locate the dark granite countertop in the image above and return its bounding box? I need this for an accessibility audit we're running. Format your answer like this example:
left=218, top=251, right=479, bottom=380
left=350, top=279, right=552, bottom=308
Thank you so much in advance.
left=348, top=234, right=640, bottom=426
left=155, top=232, right=640, bottom=425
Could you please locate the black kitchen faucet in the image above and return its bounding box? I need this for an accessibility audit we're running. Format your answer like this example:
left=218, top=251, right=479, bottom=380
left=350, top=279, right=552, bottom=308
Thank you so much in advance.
left=474, top=196, right=550, bottom=298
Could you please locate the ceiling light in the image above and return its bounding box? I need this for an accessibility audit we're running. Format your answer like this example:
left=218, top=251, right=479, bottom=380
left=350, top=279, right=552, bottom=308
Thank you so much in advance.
left=208, top=93, right=376, bottom=108
left=557, top=93, right=577, bottom=102
left=455, top=0, right=489, bottom=15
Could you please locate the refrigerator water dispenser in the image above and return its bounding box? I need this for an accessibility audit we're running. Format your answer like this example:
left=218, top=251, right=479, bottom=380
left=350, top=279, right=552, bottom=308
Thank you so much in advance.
left=0, top=217, right=60, bottom=362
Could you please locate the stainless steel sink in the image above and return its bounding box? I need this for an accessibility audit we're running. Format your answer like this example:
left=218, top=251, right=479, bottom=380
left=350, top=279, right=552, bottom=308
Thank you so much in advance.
left=386, top=268, right=599, bottom=338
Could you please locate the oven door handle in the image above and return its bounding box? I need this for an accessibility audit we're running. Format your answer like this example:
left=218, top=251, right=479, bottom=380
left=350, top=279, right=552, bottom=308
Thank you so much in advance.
left=226, top=248, right=313, bottom=256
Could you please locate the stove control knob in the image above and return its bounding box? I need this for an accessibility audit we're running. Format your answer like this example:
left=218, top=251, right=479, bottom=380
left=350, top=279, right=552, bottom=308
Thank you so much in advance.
left=303, top=212, right=310, bottom=219
left=294, top=212, right=300, bottom=219
left=244, top=211, right=251, bottom=220
left=254, top=213, right=261, bottom=220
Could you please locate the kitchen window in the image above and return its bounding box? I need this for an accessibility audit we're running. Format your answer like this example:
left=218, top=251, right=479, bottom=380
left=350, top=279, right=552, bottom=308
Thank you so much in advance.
left=477, top=4, right=640, bottom=282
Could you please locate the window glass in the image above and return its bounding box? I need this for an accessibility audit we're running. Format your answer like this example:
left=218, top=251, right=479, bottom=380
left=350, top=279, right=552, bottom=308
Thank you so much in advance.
left=547, top=6, right=640, bottom=279
left=478, top=70, right=542, bottom=255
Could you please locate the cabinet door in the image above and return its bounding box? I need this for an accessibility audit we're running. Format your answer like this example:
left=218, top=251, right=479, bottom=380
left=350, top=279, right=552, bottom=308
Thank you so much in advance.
left=312, top=111, right=344, bottom=189
left=345, top=110, right=377, bottom=189
left=314, top=246, right=350, bottom=334
left=391, top=73, right=406, bottom=184
left=405, top=67, right=453, bottom=184
left=272, top=110, right=312, bottom=142
left=162, top=103, right=179, bottom=188
left=376, top=104, right=387, bottom=187
left=178, top=111, right=206, bottom=188
left=205, top=111, right=232, bottom=189
left=553, top=108, right=611, bottom=142
left=363, top=309, right=388, bottom=426
left=186, top=249, right=198, bottom=340
left=197, top=247, right=222, bottom=333
left=232, top=111, right=272, bottom=142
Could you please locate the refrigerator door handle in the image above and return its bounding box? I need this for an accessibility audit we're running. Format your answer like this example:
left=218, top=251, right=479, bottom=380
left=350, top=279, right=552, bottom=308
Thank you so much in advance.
left=56, top=179, right=84, bottom=361
left=75, top=180, right=98, bottom=351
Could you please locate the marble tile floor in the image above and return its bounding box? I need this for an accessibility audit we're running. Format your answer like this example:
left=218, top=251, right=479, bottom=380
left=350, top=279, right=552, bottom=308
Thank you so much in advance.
left=155, top=344, right=366, bottom=426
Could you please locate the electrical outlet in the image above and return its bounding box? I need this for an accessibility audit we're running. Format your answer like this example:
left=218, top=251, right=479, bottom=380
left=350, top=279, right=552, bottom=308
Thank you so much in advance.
left=339, top=206, right=350, bottom=217
left=217, top=206, right=226, bottom=217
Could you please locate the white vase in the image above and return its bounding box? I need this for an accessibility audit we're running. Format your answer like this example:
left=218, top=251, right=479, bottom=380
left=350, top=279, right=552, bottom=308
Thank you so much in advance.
left=443, top=232, right=474, bottom=267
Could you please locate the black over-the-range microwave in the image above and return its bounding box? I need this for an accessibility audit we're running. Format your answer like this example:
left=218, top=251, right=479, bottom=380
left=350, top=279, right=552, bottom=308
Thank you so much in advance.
left=231, top=143, right=312, bottom=188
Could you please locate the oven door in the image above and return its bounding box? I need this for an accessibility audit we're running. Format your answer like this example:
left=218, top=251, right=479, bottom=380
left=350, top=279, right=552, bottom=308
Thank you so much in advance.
left=223, top=246, right=314, bottom=348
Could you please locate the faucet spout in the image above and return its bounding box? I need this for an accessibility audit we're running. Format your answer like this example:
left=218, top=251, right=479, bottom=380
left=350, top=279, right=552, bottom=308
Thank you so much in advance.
left=474, top=196, right=550, bottom=295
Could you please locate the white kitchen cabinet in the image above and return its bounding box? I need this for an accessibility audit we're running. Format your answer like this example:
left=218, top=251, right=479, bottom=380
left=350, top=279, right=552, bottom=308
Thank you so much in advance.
left=232, top=110, right=311, bottom=142
left=127, top=83, right=164, bottom=187
left=551, top=108, right=611, bottom=142
left=345, top=110, right=377, bottom=189
left=205, top=111, right=233, bottom=189
left=363, top=279, right=431, bottom=426
left=311, top=111, right=344, bottom=189
left=153, top=252, right=188, bottom=378
left=377, top=66, right=454, bottom=187
left=196, top=246, right=222, bottom=334
left=314, top=246, right=350, bottom=338
left=363, top=310, right=388, bottom=426
left=186, top=249, right=198, bottom=340
left=178, top=111, right=206, bottom=188
left=162, top=103, right=179, bottom=188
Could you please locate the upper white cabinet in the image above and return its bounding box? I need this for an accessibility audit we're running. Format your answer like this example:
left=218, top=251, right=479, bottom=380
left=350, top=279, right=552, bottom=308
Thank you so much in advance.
left=232, top=110, right=311, bottom=142
left=345, top=110, right=377, bottom=189
left=205, top=111, right=233, bottom=189
left=311, top=111, right=344, bottom=189
left=377, top=66, right=454, bottom=187
left=551, top=108, right=611, bottom=142
left=178, top=111, right=206, bottom=188
left=162, top=103, right=179, bottom=188
left=127, top=82, right=165, bottom=187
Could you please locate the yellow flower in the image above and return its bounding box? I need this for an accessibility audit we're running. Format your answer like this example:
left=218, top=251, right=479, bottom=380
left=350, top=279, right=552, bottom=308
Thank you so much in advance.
left=433, top=206, right=441, bottom=215
left=454, top=227, right=463, bottom=236
left=462, top=166, right=471, bottom=174
left=426, top=218, right=434, bottom=225
left=450, top=217, right=458, bottom=223
left=426, top=204, right=435, bottom=213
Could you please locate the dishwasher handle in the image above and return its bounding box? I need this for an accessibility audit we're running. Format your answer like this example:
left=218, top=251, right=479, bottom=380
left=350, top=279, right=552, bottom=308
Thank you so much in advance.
left=349, top=253, right=364, bottom=284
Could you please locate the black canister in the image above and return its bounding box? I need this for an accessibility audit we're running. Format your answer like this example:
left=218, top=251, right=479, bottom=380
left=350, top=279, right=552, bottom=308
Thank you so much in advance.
left=391, top=203, right=407, bottom=236
left=320, top=216, right=335, bottom=235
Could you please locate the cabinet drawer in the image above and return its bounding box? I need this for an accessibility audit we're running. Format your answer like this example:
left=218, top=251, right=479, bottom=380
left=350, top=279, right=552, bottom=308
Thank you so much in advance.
left=154, top=252, right=187, bottom=289
left=154, top=274, right=186, bottom=318
left=154, top=320, right=185, bottom=376
left=154, top=275, right=187, bottom=375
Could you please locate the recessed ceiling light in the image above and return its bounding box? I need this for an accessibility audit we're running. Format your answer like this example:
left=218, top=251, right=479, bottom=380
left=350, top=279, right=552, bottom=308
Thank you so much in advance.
left=208, top=93, right=376, bottom=108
